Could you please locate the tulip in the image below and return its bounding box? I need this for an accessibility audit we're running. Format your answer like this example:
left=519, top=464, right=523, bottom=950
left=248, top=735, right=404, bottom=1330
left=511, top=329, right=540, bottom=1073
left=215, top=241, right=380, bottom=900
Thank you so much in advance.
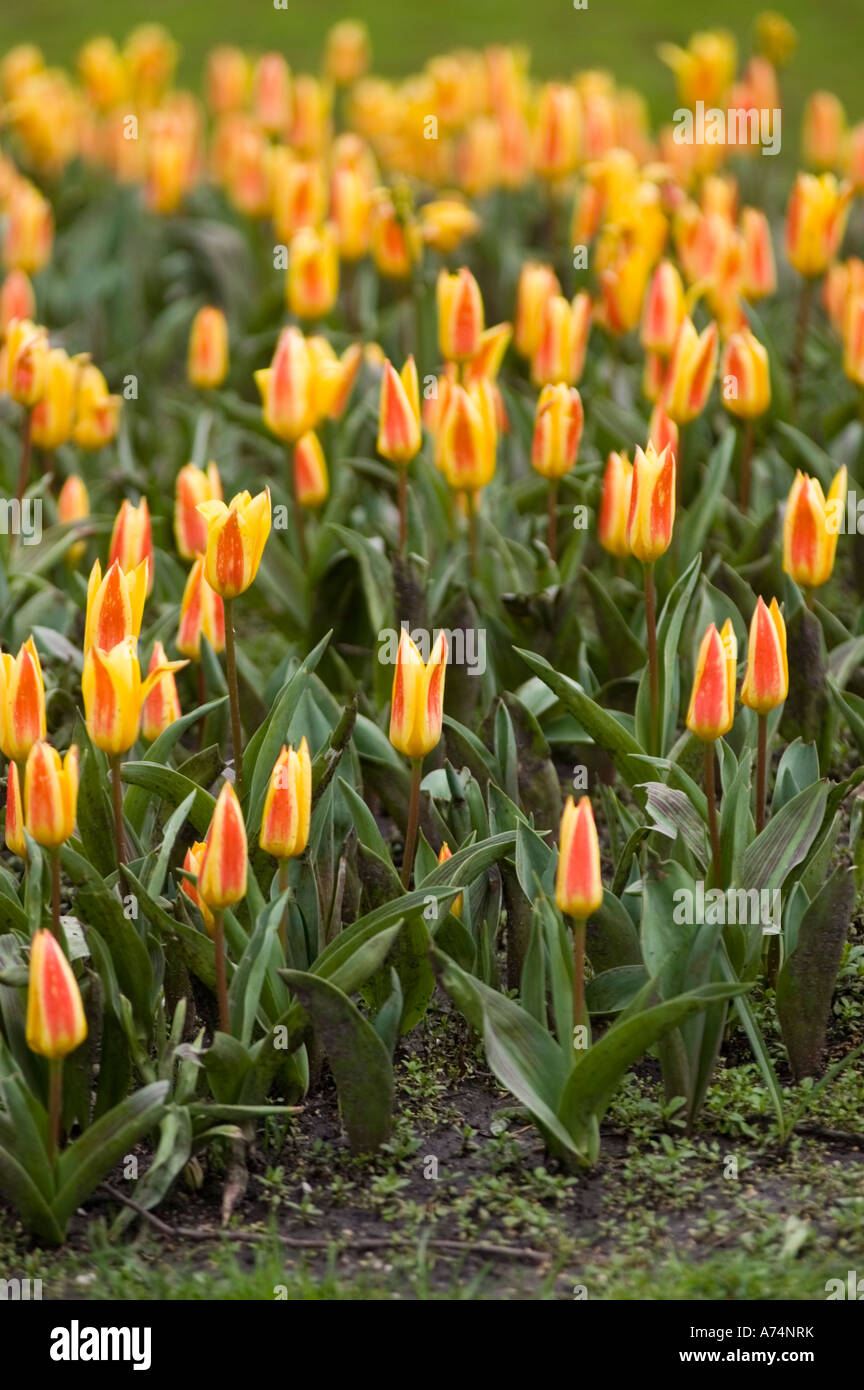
left=181, top=840, right=214, bottom=935
left=174, top=461, right=222, bottom=560
left=531, top=295, right=577, bottom=387
left=124, top=24, right=177, bottom=105
left=78, top=36, right=128, bottom=110
left=802, top=92, right=846, bottom=171
left=647, top=402, right=679, bottom=461
left=330, top=166, right=371, bottom=261
left=5, top=761, right=25, bottom=859
left=463, top=323, right=512, bottom=389
left=741, top=596, right=788, bottom=833
left=198, top=781, right=248, bottom=1032
left=532, top=384, right=584, bottom=560
left=271, top=154, right=327, bottom=241
left=324, top=342, right=363, bottom=420
left=436, top=381, right=497, bottom=504
left=85, top=557, right=149, bottom=654
left=627, top=442, right=676, bottom=755
left=844, top=294, right=864, bottom=387
left=57, top=475, right=89, bottom=567
left=0, top=636, right=46, bottom=765
left=290, top=75, right=331, bottom=157
left=293, top=431, right=329, bottom=509
left=1, top=180, right=52, bottom=274
left=26, top=926, right=87, bottom=1157
left=324, top=20, right=370, bottom=85
left=389, top=629, right=447, bottom=888
left=598, top=451, right=633, bottom=559
left=204, top=46, right=249, bottom=114
left=419, top=199, right=481, bottom=254
left=177, top=555, right=225, bottom=661
left=286, top=224, right=339, bottom=320
left=253, top=52, right=292, bottom=134
left=437, top=842, right=462, bottom=918
left=0, top=269, right=35, bottom=335
left=377, top=356, right=422, bottom=466
left=108, top=498, right=154, bottom=595
left=514, top=262, right=560, bottom=360
left=641, top=260, right=685, bottom=357
left=555, top=795, right=602, bottom=1039
left=643, top=350, right=668, bottom=404
left=598, top=248, right=652, bottom=337
left=369, top=193, right=420, bottom=280
left=782, top=467, right=847, bottom=595
left=72, top=364, right=121, bottom=450
left=687, top=618, right=737, bottom=882
left=187, top=307, right=229, bottom=389
left=142, top=642, right=182, bottom=742
left=255, top=327, right=315, bottom=443
left=786, top=172, right=851, bottom=279
left=657, top=30, right=737, bottom=107
left=260, top=739, right=312, bottom=861
left=196, top=488, right=271, bottom=793
left=24, top=739, right=78, bottom=851
left=740, top=208, right=777, bottom=300
left=663, top=317, right=718, bottom=424
left=29, top=348, right=78, bottom=451
left=533, top=83, right=581, bottom=180
left=4, top=317, right=48, bottom=406
left=437, top=267, right=484, bottom=363
left=83, top=637, right=186, bottom=758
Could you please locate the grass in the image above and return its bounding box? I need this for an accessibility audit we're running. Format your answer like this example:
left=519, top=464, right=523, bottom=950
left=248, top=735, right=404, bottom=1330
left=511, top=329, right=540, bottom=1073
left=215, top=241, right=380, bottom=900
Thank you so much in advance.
left=3, top=0, right=864, bottom=130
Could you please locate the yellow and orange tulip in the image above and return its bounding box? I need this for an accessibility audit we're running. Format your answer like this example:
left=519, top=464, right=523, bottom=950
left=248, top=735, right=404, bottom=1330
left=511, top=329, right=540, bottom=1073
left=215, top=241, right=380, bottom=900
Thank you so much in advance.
left=686, top=619, right=738, bottom=741
left=26, top=929, right=87, bottom=1060
left=24, top=740, right=78, bottom=848
left=260, top=740, right=312, bottom=860
left=196, top=488, right=271, bottom=599
left=555, top=795, right=603, bottom=920
left=389, top=629, right=447, bottom=760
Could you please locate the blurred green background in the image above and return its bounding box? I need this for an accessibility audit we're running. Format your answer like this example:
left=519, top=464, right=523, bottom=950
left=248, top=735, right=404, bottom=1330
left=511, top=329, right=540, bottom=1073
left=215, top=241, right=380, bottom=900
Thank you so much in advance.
left=3, top=0, right=862, bottom=130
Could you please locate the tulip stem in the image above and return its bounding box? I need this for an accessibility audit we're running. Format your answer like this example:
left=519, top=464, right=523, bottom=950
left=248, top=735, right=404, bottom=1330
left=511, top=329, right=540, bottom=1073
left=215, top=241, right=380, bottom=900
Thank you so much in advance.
left=223, top=598, right=244, bottom=799
left=401, top=757, right=423, bottom=889
left=212, top=911, right=231, bottom=1034
left=571, top=916, right=586, bottom=1048
left=278, top=859, right=290, bottom=957
left=756, top=713, right=768, bottom=836
left=110, top=755, right=127, bottom=897
left=791, top=278, right=813, bottom=414
left=50, top=849, right=62, bottom=941
left=397, top=466, right=407, bottom=554
left=547, top=479, right=559, bottom=562
left=644, top=562, right=660, bottom=755
left=48, top=1058, right=63, bottom=1165
left=740, top=420, right=754, bottom=513
left=704, top=744, right=722, bottom=887
left=467, top=491, right=478, bottom=578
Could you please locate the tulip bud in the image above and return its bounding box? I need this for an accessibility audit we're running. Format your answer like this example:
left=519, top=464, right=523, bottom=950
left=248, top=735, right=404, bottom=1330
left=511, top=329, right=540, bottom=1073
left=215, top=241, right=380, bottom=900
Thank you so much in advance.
left=437, top=841, right=462, bottom=917
left=142, top=642, right=182, bottom=742
left=663, top=317, right=718, bottom=424
left=437, top=267, right=484, bottom=363
left=515, top=262, right=560, bottom=359
left=531, top=384, right=583, bottom=480
left=598, top=451, right=633, bottom=558
left=253, top=52, right=292, bottom=134
left=641, top=260, right=685, bottom=356
left=24, top=740, right=78, bottom=848
left=785, top=172, right=851, bottom=278
left=198, top=782, right=248, bottom=910
left=260, top=739, right=312, bottom=860
left=73, top=364, right=121, bottom=450
left=205, top=46, right=249, bottom=115
left=2, top=180, right=52, bottom=275
left=687, top=620, right=737, bottom=741
left=533, top=83, right=581, bottom=180
left=0, top=269, right=35, bottom=335
left=324, top=21, right=370, bottom=85
left=720, top=329, right=771, bottom=419
left=625, top=443, right=675, bottom=563
left=740, top=207, right=777, bottom=299
left=30, top=348, right=78, bottom=450
left=4, top=317, right=48, bottom=406
left=740, top=597, right=788, bottom=715
left=435, top=381, right=497, bottom=492
left=802, top=92, right=846, bottom=171
left=598, top=248, right=652, bottom=337
left=293, top=431, right=329, bottom=508
left=187, top=307, right=229, bottom=389
left=109, top=498, right=154, bottom=593
left=177, top=555, right=225, bottom=660
left=174, top=461, right=223, bottom=560
left=330, top=165, right=371, bottom=261
left=5, top=761, right=25, bottom=858
left=420, top=198, right=481, bottom=253
left=286, top=224, right=339, bottom=320
left=85, top=557, right=149, bottom=653
left=271, top=154, right=327, bottom=241
left=377, top=356, right=421, bottom=465
left=196, top=488, right=272, bottom=599
left=463, top=322, right=512, bottom=388
left=647, top=402, right=679, bottom=460
left=254, top=326, right=311, bottom=442
left=531, top=295, right=574, bottom=387
left=82, top=637, right=186, bottom=756
left=26, top=930, right=87, bottom=1061
left=0, top=636, right=46, bottom=763
left=555, top=795, right=603, bottom=919
left=782, top=467, right=847, bottom=590
left=181, top=840, right=214, bottom=934
left=389, top=629, right=447, bottom=760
